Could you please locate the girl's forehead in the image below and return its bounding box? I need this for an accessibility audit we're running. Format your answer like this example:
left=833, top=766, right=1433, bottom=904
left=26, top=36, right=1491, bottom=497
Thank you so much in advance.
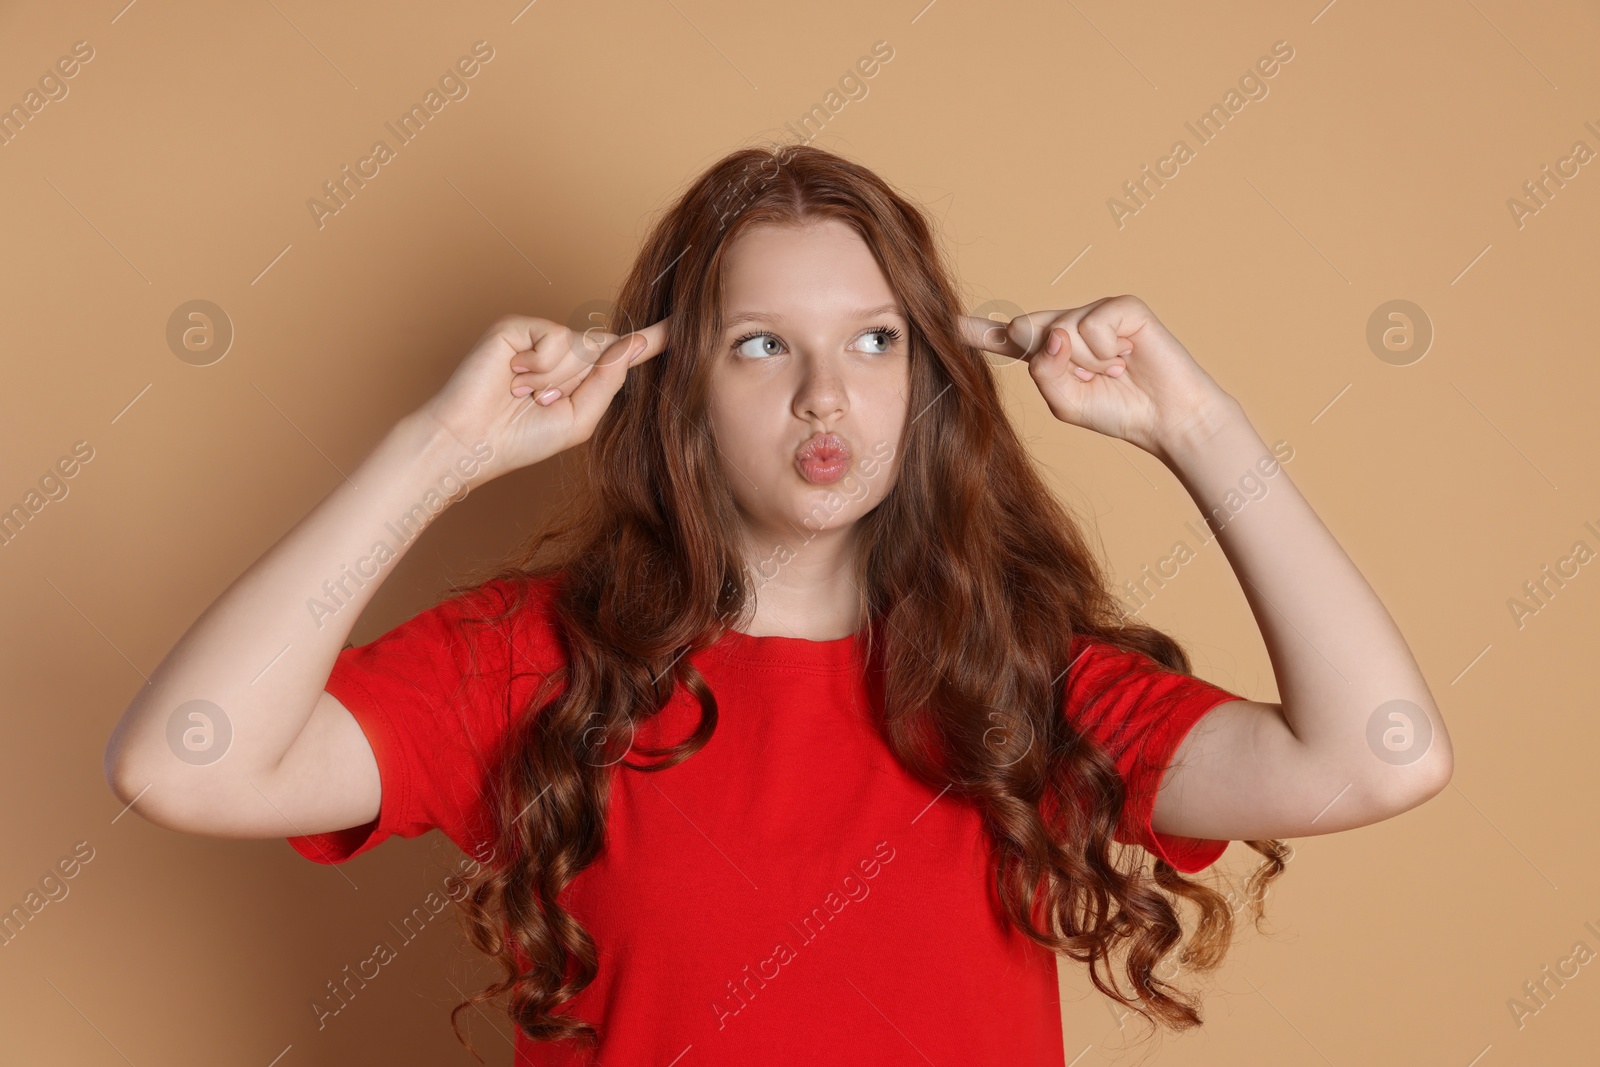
left=718, top=228, right=897, bottom=313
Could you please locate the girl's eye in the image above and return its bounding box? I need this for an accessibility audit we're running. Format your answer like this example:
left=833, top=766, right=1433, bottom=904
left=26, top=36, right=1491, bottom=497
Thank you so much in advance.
left=853, top=325, right=902, bottom=354
left=732, top=332, right=784, bottom=359
left=729, top=324, right=903, bottom=360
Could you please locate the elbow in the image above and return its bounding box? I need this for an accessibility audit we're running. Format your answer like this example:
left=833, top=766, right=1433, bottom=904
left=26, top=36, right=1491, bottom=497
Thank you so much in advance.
left=102, top=716, right=262, bottom=837
left=1408, top=713, right=1455, bottom=803
left=102, top=752, right=196, bottom=835
left=102, top=694, right=192, bottom=828
left=103, top=705, right=151, bottom=808
left=1375, top=748, right=1453, bottom=818
left=1367, top=698, right=1454, bottom=816
left=1418, top=748, right=1453, bottom=801
left=102, top=717, right=181, bottom=829
left=103, top=736, right=154, bottom=817
left=102, top=723, right=132, bottom=805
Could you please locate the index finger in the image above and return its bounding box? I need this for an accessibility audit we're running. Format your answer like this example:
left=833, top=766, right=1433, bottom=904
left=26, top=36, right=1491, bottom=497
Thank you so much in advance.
left=958, top=314, right=1033, bottom=360
left=619, top=315, right=672, bottom=367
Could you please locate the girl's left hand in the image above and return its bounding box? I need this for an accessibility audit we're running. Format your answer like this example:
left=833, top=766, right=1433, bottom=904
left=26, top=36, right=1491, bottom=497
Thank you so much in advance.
left=959, top=295, right=1234, bottom=459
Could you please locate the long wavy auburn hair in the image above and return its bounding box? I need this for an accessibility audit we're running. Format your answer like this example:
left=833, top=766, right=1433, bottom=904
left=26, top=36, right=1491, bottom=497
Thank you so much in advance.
left=442, top=142, right=1290, bottom=1056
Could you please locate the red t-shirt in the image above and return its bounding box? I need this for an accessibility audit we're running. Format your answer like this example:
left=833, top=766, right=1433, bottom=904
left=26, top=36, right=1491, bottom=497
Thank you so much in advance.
left=288, top=576, right=1244, bottom=1065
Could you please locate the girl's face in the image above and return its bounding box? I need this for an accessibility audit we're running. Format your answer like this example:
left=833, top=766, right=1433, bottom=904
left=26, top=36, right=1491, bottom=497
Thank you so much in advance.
left=706, top=218, right=910, bottom=560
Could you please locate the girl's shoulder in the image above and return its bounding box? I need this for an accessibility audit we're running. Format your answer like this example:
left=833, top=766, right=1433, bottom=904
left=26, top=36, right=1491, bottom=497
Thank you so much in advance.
left=452, top=571, right=570, bottom=672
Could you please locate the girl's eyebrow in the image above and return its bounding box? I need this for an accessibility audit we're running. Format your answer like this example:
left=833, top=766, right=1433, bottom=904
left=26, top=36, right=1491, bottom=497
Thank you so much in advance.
left=722, top=303, right=905, bottom=330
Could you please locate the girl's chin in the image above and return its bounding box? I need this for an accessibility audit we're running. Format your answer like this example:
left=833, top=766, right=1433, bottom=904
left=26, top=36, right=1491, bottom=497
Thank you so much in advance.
left=740, top=498, right=861, bottom=539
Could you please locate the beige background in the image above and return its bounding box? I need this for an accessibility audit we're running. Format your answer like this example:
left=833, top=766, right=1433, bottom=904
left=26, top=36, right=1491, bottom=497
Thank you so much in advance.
left=2, top=0, right=1596, bottom=1062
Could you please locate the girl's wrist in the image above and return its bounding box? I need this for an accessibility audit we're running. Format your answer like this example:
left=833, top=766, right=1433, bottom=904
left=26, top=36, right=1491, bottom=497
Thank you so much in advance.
left=378, top=411, right=498, bottom=501
left=1152, top=392, right=1246, bottom=468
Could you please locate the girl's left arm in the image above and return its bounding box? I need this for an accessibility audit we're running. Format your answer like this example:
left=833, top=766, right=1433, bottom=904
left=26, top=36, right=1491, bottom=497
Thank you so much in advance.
left=1147, top=394, right=1453, bottom=844
left=964, top=296, right=1453, bottom=844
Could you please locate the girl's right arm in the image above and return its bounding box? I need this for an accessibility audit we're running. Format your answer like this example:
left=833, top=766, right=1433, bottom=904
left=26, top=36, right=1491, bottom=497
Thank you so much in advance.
left=102, top=313, right=667, bottom=838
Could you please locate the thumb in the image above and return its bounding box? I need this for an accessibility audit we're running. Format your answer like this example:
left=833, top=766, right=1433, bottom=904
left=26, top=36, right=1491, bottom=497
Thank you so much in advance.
left=567, top=331, right=642, bottom=429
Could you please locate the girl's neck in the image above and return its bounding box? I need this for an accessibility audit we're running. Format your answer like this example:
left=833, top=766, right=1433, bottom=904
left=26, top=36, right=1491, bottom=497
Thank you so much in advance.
left=736, top=527, right=863, bottom=640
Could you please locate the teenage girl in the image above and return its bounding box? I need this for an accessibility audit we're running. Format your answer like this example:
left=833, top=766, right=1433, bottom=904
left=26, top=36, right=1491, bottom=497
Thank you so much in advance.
left=103, top=144, right=1451, bottom=1066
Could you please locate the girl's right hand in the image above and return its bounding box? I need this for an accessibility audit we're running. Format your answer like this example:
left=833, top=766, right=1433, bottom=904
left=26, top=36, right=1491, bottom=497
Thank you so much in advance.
left=413, top=313, right=670, bottom=480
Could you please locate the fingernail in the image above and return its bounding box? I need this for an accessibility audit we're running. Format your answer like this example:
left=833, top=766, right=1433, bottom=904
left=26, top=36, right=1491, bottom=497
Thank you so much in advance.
left=627, top=337, right=645, bottom=365
left=1072, top=366, right=1094, bottom=381
left=1107, top=364, right=1125, bottom=377
left=512, top=384, right=533, bottom=397
left=536, top=387, right=561, bottom=404
left=511, top=365, right=528, bottom=374
left=1047, top=330, right=1062, bottom=356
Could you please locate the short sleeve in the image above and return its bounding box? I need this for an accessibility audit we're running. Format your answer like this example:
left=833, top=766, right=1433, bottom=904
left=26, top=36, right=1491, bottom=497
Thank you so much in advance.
left=286, top=576, right=549, bottom=866
left=1062, top=634, right=1246, bottom=874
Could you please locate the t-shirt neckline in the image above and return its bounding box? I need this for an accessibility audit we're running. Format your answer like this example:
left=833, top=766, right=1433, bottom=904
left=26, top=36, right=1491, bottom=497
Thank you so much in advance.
left=713, top=626, right=866, bottom=671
